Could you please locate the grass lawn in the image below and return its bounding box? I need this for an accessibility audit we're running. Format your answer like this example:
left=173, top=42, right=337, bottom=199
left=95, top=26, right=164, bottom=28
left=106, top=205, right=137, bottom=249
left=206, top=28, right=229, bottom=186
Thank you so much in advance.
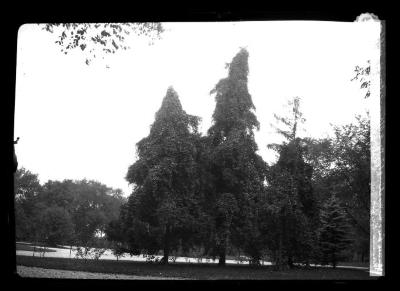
left=16, top=255, right=373, bottom=280
left=16, top=242, right=71, bottom=250
left=16, top=244, right=56, bottom=253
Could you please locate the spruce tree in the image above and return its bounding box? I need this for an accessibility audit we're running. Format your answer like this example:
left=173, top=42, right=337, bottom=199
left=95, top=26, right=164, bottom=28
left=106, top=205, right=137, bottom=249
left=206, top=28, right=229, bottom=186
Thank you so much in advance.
left=206, top=48, right=267, bottom=266
left=124, top=87, right=202, bottom=264
left=318, top=194, right=352, bottom=268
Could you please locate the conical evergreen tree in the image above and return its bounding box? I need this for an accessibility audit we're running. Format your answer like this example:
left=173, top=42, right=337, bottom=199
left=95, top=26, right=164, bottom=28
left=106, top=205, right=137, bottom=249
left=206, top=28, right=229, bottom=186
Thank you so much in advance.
left=318, top=194, right=352, bottom=268
left=206, top=48, right=267, bottom=266
left=124, top=87, right=203, bottom=264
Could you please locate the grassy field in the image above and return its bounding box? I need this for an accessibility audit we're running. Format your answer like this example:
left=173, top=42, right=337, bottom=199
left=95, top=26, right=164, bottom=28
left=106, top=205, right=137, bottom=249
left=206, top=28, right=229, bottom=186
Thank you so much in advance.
left=16, top=244, right=56, bottom=253
left=16, top=242, right=70, bottom=250
left=16, top=255, right=373, bottom=280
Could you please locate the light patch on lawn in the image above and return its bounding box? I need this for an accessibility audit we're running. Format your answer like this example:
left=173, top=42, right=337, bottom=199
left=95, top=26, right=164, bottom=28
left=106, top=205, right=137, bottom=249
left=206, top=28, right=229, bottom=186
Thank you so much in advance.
left=17, top=265, right=187, bottom=280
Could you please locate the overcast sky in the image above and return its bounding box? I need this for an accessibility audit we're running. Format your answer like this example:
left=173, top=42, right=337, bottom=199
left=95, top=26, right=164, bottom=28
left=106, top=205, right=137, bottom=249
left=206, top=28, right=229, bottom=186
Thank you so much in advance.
left=14, top=21, right=380, bottom=196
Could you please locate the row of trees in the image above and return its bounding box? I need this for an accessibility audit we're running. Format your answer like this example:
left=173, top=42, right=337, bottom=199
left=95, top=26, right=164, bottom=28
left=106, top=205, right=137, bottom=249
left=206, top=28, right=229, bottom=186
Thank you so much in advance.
left=105, top=48, right=370, bottom=268
left=14, top=169, right=126, bottom=253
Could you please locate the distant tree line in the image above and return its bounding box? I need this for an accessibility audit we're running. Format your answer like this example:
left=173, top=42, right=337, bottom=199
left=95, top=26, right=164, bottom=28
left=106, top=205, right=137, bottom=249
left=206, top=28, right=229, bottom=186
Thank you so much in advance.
left=103, top=48, right=370, bottom=269
left=14, top=171, right=126, bottom=255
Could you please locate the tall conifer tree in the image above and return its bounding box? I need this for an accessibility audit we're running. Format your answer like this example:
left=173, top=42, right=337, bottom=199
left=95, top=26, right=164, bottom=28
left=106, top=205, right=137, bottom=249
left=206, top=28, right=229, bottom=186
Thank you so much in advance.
left=206, top=48, right=267, bottom=266
left=124, top=87, right=202, bottom=264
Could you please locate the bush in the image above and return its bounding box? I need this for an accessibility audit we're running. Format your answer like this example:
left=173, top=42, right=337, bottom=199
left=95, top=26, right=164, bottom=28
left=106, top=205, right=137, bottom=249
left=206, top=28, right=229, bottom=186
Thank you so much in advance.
left=75, top=246, right=106, bottom=261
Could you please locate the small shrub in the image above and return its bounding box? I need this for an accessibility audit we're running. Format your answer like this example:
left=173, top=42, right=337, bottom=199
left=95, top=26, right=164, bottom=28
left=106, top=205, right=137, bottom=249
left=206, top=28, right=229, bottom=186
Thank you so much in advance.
left=75, top=246, right=106, bottom=261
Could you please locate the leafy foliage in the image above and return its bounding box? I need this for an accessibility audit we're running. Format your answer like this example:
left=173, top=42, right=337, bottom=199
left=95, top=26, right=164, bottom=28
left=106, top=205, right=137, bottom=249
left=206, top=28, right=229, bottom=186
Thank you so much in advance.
left=105, top=219, right=128, bottom=261
left=42, top=23, right=164, bottom=65
left=75, top=245, right=106, bottom=261
left=328, top=116, right=370, bottom=261
left=14, top=168, right=42, bottom=240
left=351, top=60, right=371, bottom=99
left=37, top=206, right=75, bottom=246
left=14, top=169, right=126, bottom=249
left=299, top=116, right=370, bottom=262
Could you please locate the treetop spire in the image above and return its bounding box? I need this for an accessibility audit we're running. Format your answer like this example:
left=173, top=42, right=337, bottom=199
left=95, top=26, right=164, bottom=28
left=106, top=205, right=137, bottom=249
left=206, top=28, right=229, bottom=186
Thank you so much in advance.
left=228, top=48, right=249, bottom=81
left=209, top=47, right=258, bottom=138
left=155, top=86, right=184, bottom=121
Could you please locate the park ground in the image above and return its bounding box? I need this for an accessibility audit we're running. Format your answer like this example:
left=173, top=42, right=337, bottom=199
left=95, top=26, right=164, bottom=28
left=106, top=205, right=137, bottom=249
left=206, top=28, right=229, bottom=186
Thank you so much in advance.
left=15, top=243, right=372, bottom=280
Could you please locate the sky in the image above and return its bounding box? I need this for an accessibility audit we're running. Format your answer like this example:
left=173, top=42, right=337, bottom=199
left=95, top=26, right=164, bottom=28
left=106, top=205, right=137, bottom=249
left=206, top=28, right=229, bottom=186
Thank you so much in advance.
left=14, top=21, right=380, bottom=196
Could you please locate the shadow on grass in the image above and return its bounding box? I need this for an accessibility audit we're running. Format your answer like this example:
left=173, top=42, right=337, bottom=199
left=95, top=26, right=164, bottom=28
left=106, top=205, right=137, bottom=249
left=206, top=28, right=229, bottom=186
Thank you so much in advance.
left=16, top=255, right=373, bottom=280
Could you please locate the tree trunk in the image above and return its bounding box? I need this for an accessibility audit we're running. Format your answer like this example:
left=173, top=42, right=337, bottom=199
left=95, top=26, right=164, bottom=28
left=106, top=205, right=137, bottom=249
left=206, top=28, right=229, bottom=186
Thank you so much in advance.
left=218, top=250, right=226, bottom=266
left=332, top=253, right=337, bottom=268
left=162, top=247, right=169, bottom=264
left=161, top=225, right=170, bottom=265
left=274, top=232, right=284, bottom=270
left=33, top=237, right=38, bottom=257
left=288, top=255, right=294, bottom=269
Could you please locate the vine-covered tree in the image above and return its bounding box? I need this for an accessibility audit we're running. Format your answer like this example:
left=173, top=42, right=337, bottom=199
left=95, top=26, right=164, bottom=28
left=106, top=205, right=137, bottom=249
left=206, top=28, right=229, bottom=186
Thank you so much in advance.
left=124, top=87, right=203, bottom=264
left=206, top=48, right=267, bottom=266
left=318, top=194, right=352, bottom=268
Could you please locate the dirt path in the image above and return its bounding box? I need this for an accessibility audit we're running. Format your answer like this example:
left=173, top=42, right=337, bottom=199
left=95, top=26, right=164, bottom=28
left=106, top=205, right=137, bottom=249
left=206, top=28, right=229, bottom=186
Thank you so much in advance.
left=17, top=265, right=187, bottom=280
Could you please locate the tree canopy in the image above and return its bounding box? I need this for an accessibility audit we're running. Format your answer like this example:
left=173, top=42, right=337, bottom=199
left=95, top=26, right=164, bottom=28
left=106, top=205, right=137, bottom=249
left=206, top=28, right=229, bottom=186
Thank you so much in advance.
left=14, top=169, right=126, bottom=248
